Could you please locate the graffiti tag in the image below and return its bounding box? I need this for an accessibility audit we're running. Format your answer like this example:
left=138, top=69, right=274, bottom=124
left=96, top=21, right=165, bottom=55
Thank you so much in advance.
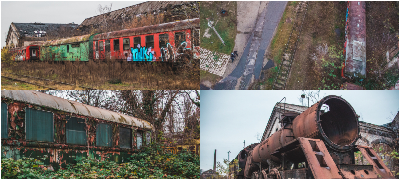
left=130, top=44, right=154, bottom=61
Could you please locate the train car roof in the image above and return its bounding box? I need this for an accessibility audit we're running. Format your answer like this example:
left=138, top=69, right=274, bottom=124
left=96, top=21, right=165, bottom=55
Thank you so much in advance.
left=93, top=18, right=200, bottom=40
left=43, top=34, right=92, bottom=46
left=1, top=90, right=153, bottom=130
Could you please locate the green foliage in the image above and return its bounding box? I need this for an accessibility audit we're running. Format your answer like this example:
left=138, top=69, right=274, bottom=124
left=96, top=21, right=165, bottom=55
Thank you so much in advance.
left=1, top=144, right=199, bottom=179
left=1, top=47, right=15, bottom=67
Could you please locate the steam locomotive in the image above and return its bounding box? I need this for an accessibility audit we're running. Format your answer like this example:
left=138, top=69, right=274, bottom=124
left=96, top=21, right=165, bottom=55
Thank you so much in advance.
left=231, top=95, right=395, bottom=179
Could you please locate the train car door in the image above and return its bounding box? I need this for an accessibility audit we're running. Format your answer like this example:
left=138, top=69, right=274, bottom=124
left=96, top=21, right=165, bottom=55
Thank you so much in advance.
left=99, top=40, right=105, bottom=60
left=122, top=38, right=131, bottom=61
left=105, top=40, right=110, bottom=60
left=30, top=46, right=39, bottom=60
left=94, top=41, right=99, bottom=60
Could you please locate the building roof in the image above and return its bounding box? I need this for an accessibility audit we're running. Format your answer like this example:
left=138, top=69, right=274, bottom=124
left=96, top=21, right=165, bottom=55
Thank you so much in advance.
left=78, top=1, right=197, bottom=29
left=1, top=90, right=153, bottom=129
left=12, top=22, right=78, bottom=37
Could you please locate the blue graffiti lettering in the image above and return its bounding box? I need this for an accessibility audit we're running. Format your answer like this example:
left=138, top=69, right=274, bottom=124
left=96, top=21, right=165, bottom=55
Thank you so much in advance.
left=130, top=44, right=154, bottom=61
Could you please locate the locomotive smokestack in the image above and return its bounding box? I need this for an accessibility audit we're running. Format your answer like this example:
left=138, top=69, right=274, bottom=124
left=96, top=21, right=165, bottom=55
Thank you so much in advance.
left=213, top=149, right=216, bottom=173
left=251, top=95, right=359, bottom=164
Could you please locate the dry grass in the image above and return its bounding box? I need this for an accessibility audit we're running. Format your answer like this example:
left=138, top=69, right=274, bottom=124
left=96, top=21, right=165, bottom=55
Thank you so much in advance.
left=2, top=60, right=199, bottom=90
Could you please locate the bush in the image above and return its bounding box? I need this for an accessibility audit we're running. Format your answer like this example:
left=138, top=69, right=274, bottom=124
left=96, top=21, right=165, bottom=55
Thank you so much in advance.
left=1, top=144, right=200, bottom=179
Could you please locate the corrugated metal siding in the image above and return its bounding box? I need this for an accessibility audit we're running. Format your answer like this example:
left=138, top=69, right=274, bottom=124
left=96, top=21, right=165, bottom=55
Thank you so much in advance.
left=66, top=116, right=87, bottom=145
left=119, top=127, right=132, bottom=149
left=137, top=131, right=143, bottom=149
left=96, top=123, right=112, bottom=147
left=1, top=102, right=8, bottom=138
left=25, top=108, right=54, bottom=142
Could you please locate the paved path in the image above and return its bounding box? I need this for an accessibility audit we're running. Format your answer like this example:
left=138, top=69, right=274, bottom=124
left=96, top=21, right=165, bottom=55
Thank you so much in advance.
left=214, top=1, right=287, bottom=90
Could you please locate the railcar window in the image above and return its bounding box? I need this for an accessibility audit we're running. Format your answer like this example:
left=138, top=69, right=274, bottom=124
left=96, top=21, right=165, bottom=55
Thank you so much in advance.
left=114, top=39, right=120, bottom=51
left=105, top=40, right=110, bottom=52
left=26, top=108, right=54, bottom=142
left=119, top=127, right=132, bottom=149
left=71, top=43, right=80, bottom=48
left=96, top=123, right=112, bottom=147
left=175, top=32, right=186, bottom=48
left=123, top=38, right=130, bottom=50
left=134, top=37, right=141, bottom=49
left=99, top=41, right=104, bottom=51
left=66, top=116, right=87, bottom=145
left=95, top=41, right=98, bottom=51
left=193, top=29, right=200, bottom=46
left=67, top=45, right=69, bottom=53
left=146, top=131, right=151, bottom=145
left=145, top=35, right=154, bottom=49
left=159, top=34, right=169, bottom=48
left=137, top=131, right=143, bottom=149
left=1, top=103, right=8, bottom=138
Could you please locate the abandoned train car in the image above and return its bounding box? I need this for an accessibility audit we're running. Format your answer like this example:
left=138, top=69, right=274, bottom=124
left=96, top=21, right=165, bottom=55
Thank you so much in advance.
left=9, top=45, right=40, bottom=61
left=343, top=1, right=366, bottom=80
left=10, top=18, right=200, bottom=63
left=92, top=18, right=200, bottom=62
left=1, top=90, right=153, bottom=170
left=231, top=95, right=395, bottom=179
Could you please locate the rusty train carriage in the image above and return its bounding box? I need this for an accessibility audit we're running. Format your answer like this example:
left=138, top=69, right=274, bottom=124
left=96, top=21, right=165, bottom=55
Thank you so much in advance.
left=231, top=95, right=394, bottom=179
left=1, top=90, right=153, bottom=170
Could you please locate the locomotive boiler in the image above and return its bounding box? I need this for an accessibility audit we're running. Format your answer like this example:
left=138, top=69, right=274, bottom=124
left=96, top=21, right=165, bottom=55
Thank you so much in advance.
left=233, top=95, right=395, bottom=179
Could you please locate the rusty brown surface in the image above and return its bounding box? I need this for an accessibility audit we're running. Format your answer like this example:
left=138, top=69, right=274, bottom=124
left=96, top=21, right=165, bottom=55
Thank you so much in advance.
left=298, top=138, right=342, bottom=179
left=338, top=164, right=378, bottom=179
left=357, top=145, right=395, bottom=179
left=93, top=18, right=200, bottom=41
left=251, top=95, right=359, bottom=164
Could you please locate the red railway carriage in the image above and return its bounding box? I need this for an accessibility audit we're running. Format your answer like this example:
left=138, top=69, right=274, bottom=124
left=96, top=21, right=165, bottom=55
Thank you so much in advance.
left=9, top=45, right=40, bottom=61
left=92, top=18, right=200, bottom=62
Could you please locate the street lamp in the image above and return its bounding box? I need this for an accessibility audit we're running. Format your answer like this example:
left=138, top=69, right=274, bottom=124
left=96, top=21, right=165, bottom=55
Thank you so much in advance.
left=301, top=94, right=309, bottom=107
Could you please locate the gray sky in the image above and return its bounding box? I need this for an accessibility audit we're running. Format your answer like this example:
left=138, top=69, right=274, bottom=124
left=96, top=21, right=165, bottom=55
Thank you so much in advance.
left=1, top=1, right=144, bottom=48
left=200, top=90, right=399, bottom=172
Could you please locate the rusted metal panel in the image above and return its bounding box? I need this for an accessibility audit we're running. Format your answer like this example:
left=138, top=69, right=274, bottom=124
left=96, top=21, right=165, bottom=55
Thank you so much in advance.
left=43, top=34, right=92, bottom=46
left=1, top=90, right=153, bottom=129
left=338, top=164, right=378, bottom=179
left=344, top=1, right=366, bottom=79
left=298, top=138, right=342, bottom=179
left=280, top=168, right=310, bottom=179
left=357, top=145, right=395, bottom=178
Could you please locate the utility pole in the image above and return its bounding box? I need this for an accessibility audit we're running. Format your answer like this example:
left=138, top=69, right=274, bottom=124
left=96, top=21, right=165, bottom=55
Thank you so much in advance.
left=228, top=151, right=231, bottom=162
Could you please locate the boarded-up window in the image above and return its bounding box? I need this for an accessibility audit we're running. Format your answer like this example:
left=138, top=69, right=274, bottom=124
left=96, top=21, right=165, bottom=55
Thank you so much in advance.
left=145, top=35, right=154, bottom=48
left=137, top=131, right=143, bottom=149
left=146, top=131, right=151, bottom=145
left=159, top=34, right=169, bottom=48
left=99, top=41, right=104, bottom=51
left=1, top=102, right=8, bottom=138
left=113, top=39, right=120, bottom=51
left=134, top=37, right=141, bottom=48
left=123, top=38, right=130, bottom=50
left=26, top=108, right=53, bottom=142
left=193, top=29, right=200, bottom=46
left=175, top=32, right=186, bottom=48
left=119, top=127, right=132, bottom=149
left=105, top=40, right=110, bottom=52
left=66, top=116, right=86, bottom=145
left=96, top=123, right=112, bottom=147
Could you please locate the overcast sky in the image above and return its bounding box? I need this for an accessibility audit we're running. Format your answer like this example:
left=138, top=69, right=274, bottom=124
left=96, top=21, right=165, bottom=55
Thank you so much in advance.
left=1, top=1, right=144, bottom=48
left=200, top=90, right=399, bottom=172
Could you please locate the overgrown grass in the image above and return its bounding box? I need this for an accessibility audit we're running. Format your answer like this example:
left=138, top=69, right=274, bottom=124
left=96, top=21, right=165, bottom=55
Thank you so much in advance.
left=2, top=60, right=199, bottom=90
left=258, top=2, right=297, bottom=89
left=1, top=144, right=199, bottom=179
left=200, top=1, right=237, bottom=54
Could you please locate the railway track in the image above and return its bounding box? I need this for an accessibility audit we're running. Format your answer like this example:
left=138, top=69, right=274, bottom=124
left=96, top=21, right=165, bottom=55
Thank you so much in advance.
left=2, top=73, right=94, bottom=90
left=273, top=1, right=309, bottom=90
